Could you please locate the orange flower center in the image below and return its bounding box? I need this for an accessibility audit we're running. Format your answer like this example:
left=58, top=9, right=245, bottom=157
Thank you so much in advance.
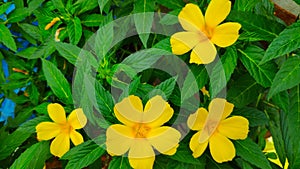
left=132, top=123, right=151, bottom=138
left=201, top=26, right=214, bottom=39
left=60, top=123, right=73, bottom=134
left=203, top=119, right=219, bottom=136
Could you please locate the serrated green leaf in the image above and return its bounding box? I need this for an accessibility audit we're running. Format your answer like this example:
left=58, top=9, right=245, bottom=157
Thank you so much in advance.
left=181, top=70, right=199, bottom=101
left=10, top=141, right=51, bottom=169
left=210, top=47, right=238, bottom=98
left=0, top=2, right=12, bottom=14
left=235, top=138, right=272, bottom=169
left=67, top=17, right=82, bottom=45
left=19, top=23, right=42, bottom=42
left=238, top=46, right=276, bottom=87
left=0, top=24, right=17, bottom=51
left=268, top=56, right=300, bottom=99
left=7, top=8, right=29, bottom=23
left=228, top=11, right=285, bottom=41
left=81, top=14, right=104, bottom=27
left=153, top=37, right=172, bottom=52
left=262, top=22, right=300, bottom=64
left=169, top=144, right=205, bottom=167
left=29, top=40, right=56, bottom=59
left=73, top=0, right=98, bottom=15
left=98, top=0, right=109, bottom=13
left=190, top=64, right=208, bottom=92
left=108, top=156, right=131, bottom=169
left=233, top=107, right=268, bottom=127
left=227, top=74, right=262, bottom=108
left=281, top=85, right=300, bottom=169
left=42, top=59, right=73, bottom=104
left=51, top=0, right=66, bottom=14
left=160, top=10, right=180, bottom=25
left=233, top=0, right=260, bottom=11
left=152, top=77, right=177, bottom=100
left=133, top=0, right=155, bottom=48
left=272, top=91, right=289, bottom=113
left=28, top=0, right=44, bottom=13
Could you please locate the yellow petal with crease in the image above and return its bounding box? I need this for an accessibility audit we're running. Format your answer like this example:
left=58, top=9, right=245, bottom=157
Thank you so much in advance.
left=36, top=122, right=60, bottom=140
left=170, top=32, right=202, bottom=55
left=70, top=130, right=84, bottom=146
left=218, top=116, right=249, bottom=140
left=147, top=126, right=181, bottom=155
left=146, top=100, right=173, bottom=128
left=128, top=139, right=154, bottom=158
left=208, top=98, right=234, bottom=120
left=106, top=124, right=133, bottom=156
left=47, top=103, right=66, bottom=124
left=50, top=133, right=70, bottom=157
left=178, top=3, right=205, bottom=32
left=129, top=156, right=155, bottom=169
left=209, top=132, right=235, bottom=163
left=205, top=0, right=231, bottom=29
left=189, top=131, right=208, bottom=158
left=68, top=108, right=87, bottom=129
left=189, top=40, right=216, bottom=64
left=211, top=22, right=241, bottom=47
left=187, top=108, right=208, bottom=130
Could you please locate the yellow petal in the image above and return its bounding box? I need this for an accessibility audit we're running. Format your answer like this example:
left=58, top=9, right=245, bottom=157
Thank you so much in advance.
left=129, top=156, right=155, bottom=169
left=114, top=95, right=143, bottom=124
left=208, top=98, right=234, bottom=120
left=36, top=122, right=61, bottom=140
left=187, top=108, right=208, bottom=131
left=205, top=0, right=231, bottom=29
left=163, top=144, right=179, bottom=155
left=170, top=32, right=202, bottom=55
left=211, top=22, right=241, bottom=47
left=189, top=39, right=217, bottom=64
left=147, top=126, right=181, bottom=155
left=128, top=139, right=154, bottom=158
left=70, top=130, right=84, bottom=146
left=218, top=116, right=249, bottom=140
left=106, top=124, right=133, bottom=156
left=68, top=108, right=87, bottom=129
left=209, top=132, right=235, bottom=163
left=178, top=3, right=205, bottom=32
left=47, top=103, right=66, bottom=124
left=145, top=96, right=174, bottom=127
left=50, top=133, right=70, bottom=157
left=189, top=131, right=208, bottom=158
left=114, top=107, right=135, bottom=127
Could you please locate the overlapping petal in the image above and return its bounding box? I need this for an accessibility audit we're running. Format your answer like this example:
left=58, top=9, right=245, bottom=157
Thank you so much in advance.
left=205, top=0, right=231, bottom=29
left=178, top=3, right=205, bottom=32
left=187, top=108, right=208, bottom=130
left=50, top=133, right=70, bottom=157
left=147, top=126, right=181, bottom=155
left=211, top=22, right=241, bottom=47
left=70, top=130, right=84, bottom=146
left=114, top=95, right=143, bottom=123
left=47, top=103, right=66, bottom=124
left=129, top=156, right=155, bottom=169
left=208, top=98, right=234, bottom=120
left=36, top=122, right=60, bottom=140
left=68, top=108, right=87, bottom=129
left=189, top=40, right=216, bottom=64
left=106, top=124, right=133, bottom=156
left=209, top=132, right=235, bottom=163
left=170, top=32, right=202, bottom=55
left=189, top=131, right=208, bottom=158
left=218, top=116, right=249, bottom=140
left=146, top=102, right=173, bottom=128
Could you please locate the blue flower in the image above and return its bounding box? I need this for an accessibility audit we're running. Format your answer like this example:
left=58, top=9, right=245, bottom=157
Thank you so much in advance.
left=0, top=98, right=16, bottom=123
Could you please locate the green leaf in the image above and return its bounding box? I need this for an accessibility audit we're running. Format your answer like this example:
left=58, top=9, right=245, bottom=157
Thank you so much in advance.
left=0, top=2, right=12, bottom=14
left=10, top=141, right=51, bottom=169
left=72, top=0, right=98, bottom=15
left=210, top=47, right=238, bottom=98
left=181, top=70, right=199, bottom=101
left=238, top=46, right=276, bottom=87
left=133, top=0, right=155, bottom=48
left=98, top=0, right=109, bottom=13
left=227, top=74, right=262, bottom=108
left=281, top=85, right=300, bottom=169
left=62, top=140, right=106, bottom=169
left=169, top=144, right=205, bottom=167
left=51, top=0, right=66, bottom=14
left=294, top=0, right=300, bottom=5
left=7, top=8, right=29, bottom=23
left=262, top=22, right=300, bottom=63
left=235, top=138, right=272, bottom=169
left=0, top=24, right=17, bottom=51
left=28, top=0, right=44, bottom=13
left=233, top=0, right=260, bottom=11
left=153, top=37, right=172, bottom=52
left=81, top=14, right=104, bottom=27
left=29, top=40, right=56, bottom=59
left=272, top=91, right=289, bottom=113
left=108, top=156, right=131, bottom=169
left=228, top=11, right=285, bottom=41
left=190, top=64, right=208, bottom=92
left=151, top=77, right=177, bottom=100
left=156, top=0, right=185, bottom=10
left=268, top=56, right=300, bottom=99
left=67, top=17, right=82, bottom=45
left=160, top=10, right=180, bottom=25
left=19, top=23, right=42, bottom=42
left=233, top=107, right=268, bottom=127
left=42, top=59, right=73, bottom=104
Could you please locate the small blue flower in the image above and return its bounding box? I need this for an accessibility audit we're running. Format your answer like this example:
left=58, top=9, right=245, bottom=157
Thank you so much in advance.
left=0, top=98, right=16, bottom=123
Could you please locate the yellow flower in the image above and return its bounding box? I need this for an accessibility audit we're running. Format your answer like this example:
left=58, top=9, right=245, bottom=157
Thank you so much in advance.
left=170, top=1, right=241, bottom=64
left=45, top=17, right=60, bottom=30
left=263, top=137, right=289, bottom=169
left=187, top=98, right=249, bottom=163
left=106, top=95, right=181, bottom=169
left=36, top=103, right=87, bottom=157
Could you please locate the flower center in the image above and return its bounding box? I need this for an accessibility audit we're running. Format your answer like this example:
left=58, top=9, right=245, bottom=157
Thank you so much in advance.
left=132, top=123, right=151, bottom=138
left=60, top=123, right=73, bottom=134
left=199, top=119, right=220, bottom=143
left=201, top=26, right=213, bottom=39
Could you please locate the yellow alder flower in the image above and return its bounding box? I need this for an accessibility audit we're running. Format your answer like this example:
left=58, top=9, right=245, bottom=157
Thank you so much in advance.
left=170, top=1, right=241, bottom=64
left=187, top=98, right=249, bottom=163
left=36, top=103, right=87, bottom=157
left=106, top=95, right=181, bottom=169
